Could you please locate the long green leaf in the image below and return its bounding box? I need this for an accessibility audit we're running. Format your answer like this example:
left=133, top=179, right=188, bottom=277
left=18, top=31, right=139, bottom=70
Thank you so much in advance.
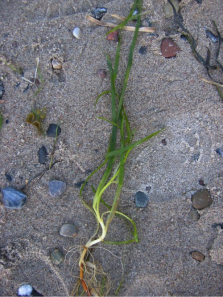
left=97, top=116, right=120, bottom=128
left=106, top=128, right=164, bottom=158
left=95, top=90, right=111, bottom=106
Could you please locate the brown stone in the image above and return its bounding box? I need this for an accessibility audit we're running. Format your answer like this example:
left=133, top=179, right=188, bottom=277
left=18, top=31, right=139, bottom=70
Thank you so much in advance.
left=161, top=38, right=180, bottom=58
left=191, top=251, right=205, bottom=262
left=107, top=31, right=119, bottom=42
left=191, top=189, right=212, bottom=210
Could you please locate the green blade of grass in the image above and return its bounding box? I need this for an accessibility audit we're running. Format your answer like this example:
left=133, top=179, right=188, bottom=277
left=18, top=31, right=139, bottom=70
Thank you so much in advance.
left=117, top=0, right=142, bottom=120
left=97, top=116, right=120, bottom=128
left=95, top=90, right=111, bottom=106
left=114, top=37, right=121, bottom=81
left=106, top=128, right=164, bottom=158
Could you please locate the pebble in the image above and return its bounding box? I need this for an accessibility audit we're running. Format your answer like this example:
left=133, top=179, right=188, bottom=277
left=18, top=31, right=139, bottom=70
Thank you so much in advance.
left=216, top=148, right=223, bottom=157
left=97, top=69, right=106, bottom=78
left=73, top=27, right=81, bottom=39
left=18, top=285, right=43, bottom=297
left=5, top=173, right=13, bottom=182
left=161, top=38, right=180, bottom=58
left=46, top=124, right=61, bottom=137
left=195, top=0, right=202, bottom=3
left=51, top=58, right=62, bottom=70
left=50, top=249, right=64, bottom=265
left=205, top=29, right=218, bottom=44
left=107, top=31, right=119, bottom=42
left=2, top=187, right=27, bottom=209
left=135, top=191, right=149, bottom=208
left=161, top=138, right=167, bottom=146
left=191, top=251, right=205, bottom=262
left=38, top=146, right=48, bottom=164
left=188, top=208, right=200, bottom=221
left=0, top=80, right=5, bottom=99
left=49, top=180, right=66, bottom=197
left=164, top=0, right=180, bottom=18
left=92, top=7, right=107, bottom=20
left=139, top=46, right=147, bottom=55
left=59, top=223, right=78, bottom=238
left=191, top=189, right=212, bottom=210
left=198, top=179, right=205, bottom=186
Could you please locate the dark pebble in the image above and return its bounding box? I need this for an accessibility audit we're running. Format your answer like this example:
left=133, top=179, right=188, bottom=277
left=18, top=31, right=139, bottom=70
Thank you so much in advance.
left=107, top=31, right=119, bottom=42
left=74, top=180, right=85, bottom=188
left=38, top=146, right=48, bottom=164
left=46, top=124, right=61, bottom=137
left=49, top=180, right=66, bottom=197
left=146, top=186, right=151, bottom=193
left=2, top=187, right=27, bottom=209
left=92, top=7, right=107, bottom=20
left=212, top=223, right=223, bottom=229
left=23, top=84, right=30, bottom=93
left=188, top=208, right=200, bottom=221
left=192, top=152, right=200, bottom=162
left=161, top=138, right=167, bottom=146
left=180, top=34, right=188, bottom=41
left=139, top=46, right=147, bottom=55
left=198, top=179, right=205, bottom=186
left=216, top=148, right=223, bottom=157
left=85, top=169, right=92, bottom=175
left=0, top=80, right=5, bottom=99
left=97, top=69, right=106, bottom=78
left=161, top=38, right=180, bottom=58
left=50, top=249, right=64, bottom=265
left=18, top=285, right=44, bottom=297
left=59, top=223, right=78, bottom=238
left=205, top=29, right=218, bottom=43
left=191, top=189, right=212, bottom=210
left=5, top=119, right=9, bottom=124
left=191, top=251, right=205, bottom=262
left=135, top=191, right=149, bottom=208
left=195, top=0, right=202, bottom=3
left=5, top=173, right=13, bottom=182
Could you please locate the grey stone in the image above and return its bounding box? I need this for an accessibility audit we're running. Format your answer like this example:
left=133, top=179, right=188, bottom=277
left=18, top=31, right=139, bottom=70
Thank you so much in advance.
left=50, top=249, right=64, bottom=265
left=59, top=223, right=77, bottom=238
left=188, top=208, right=200, bottom=221
left=38, top=146, right=48, bottom=164
left=2, top=187, right=27, bottom=209
left=18, top=284, right=33, bottom=296
left=191, top=189, right=212, bottom=210
left=135, top=191, right=149, bottom=208
left=49, top=180, right=66, bottom=197
left=164, top=0, right=180, bottom=18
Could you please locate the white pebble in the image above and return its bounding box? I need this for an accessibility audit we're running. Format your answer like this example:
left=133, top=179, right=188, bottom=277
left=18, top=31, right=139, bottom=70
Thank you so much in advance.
left=18, top=284, right=33, bottom=296
left=73, top=27, right=81, bottom=39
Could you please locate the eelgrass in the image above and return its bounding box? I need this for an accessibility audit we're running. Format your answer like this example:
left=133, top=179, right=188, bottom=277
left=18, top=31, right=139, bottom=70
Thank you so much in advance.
left=78, top=0, right=163, bottom=295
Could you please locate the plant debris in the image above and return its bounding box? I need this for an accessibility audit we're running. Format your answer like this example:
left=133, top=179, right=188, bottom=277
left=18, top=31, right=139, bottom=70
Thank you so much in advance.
left=26, top=108, right=47, bottom=135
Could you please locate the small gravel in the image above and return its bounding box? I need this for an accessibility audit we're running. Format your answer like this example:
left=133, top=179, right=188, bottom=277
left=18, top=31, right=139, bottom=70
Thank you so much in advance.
left=2, top=187, right=27, bottom=209
left=191, top=251, right=205, bottom=262
left=135, top=191, right=149, bottom=208
left=191, top=189, right=212, bottom=210
left=49, top=180, right=66, bottom=197
left=59, top=223, right=78, bottom=238
left=50, top=249, right=64, bottom=265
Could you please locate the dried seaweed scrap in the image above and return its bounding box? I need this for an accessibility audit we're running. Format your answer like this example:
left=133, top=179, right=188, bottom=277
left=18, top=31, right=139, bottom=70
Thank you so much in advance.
left=86, top=15, right=156, bottom=33
left=26, top=108, right=47, bottom=135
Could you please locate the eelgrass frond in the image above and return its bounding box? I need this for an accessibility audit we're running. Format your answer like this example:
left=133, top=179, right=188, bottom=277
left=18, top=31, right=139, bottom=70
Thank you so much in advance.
left=78, top=0, right=163, bottom=295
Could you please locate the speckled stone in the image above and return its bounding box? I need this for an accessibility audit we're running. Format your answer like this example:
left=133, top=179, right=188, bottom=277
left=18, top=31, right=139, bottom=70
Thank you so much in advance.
left=191, top=189, right=212, bottom=210
left=161, top=38, right=180, bottom=58
left=59, top=223, right=78, bottom=238
left=50, top=249, right=64, bottom=265
left=135, top=191, right=149, bottom=208
left=188, top=208, right=200, bottom=221
left=2, top=187, right=27, bottom=209
left=49, top=180, right=66, bottom=197
left=191, top=251, right=205, bottom=262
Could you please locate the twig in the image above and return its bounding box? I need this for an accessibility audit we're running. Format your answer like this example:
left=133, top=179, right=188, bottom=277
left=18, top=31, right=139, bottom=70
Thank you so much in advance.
left=86, top=15, right=156, bottom=33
